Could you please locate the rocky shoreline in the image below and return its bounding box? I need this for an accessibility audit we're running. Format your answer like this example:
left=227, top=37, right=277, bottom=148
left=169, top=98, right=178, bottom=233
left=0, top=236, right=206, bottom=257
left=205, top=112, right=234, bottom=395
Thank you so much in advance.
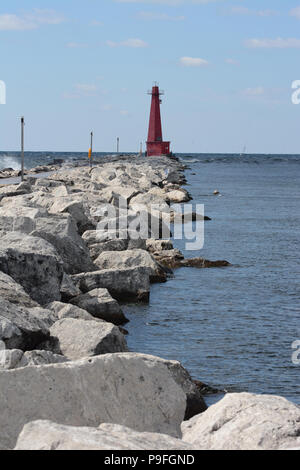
left=0, top=154, right=299, bottom=450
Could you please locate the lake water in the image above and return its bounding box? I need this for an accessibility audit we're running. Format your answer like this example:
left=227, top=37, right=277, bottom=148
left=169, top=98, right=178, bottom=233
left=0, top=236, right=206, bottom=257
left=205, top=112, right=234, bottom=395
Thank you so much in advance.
left=125, top=154, right=300, bottom=405
left=1, top=151, right=299, bottom=404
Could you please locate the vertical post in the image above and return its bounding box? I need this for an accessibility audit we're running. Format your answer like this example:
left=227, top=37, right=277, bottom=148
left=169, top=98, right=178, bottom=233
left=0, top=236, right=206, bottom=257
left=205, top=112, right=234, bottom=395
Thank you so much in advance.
left=117, top=137, right=119, bottom=153
left=90, top=131, right=93, bottom=168
left=139, top=142, right=143, bottom=156
left=21, top=117, right=25, bottom=182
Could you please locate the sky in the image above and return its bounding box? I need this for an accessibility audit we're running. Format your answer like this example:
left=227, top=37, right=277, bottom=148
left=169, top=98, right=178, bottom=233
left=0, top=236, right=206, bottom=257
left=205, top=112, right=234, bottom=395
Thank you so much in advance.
left=1, top=0, right=300, bottom=154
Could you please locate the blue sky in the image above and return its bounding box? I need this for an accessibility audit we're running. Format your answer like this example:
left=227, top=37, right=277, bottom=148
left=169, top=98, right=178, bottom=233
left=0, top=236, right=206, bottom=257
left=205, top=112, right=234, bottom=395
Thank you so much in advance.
left=1, top=0, right=300, bottom=153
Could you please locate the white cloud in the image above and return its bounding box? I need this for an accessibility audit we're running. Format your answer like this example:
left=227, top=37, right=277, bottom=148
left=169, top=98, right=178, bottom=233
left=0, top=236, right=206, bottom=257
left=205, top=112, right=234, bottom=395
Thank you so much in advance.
left=180, top=56, right=209, bottom=67
left=137, top=11, right=185, bottom=20
left=120, top=110, right=130, bottom=116
left=106, top=38, right=148, bottom=48
left=242, top=87, right=265, bottom=96
left=75, top=84, right=98, bottom=95
left=63, top=83, right=98, bottom=99
left=0, top=9, right=64, bottom=31
left=245, top=38, right=300, bottom=49
left=225, top=58, right=239, bottom=65
left=290, top=7, right=300, bottom=20
left=230, top=7, right=278, bottom=17
left=66, top=42, right=88, bottom=48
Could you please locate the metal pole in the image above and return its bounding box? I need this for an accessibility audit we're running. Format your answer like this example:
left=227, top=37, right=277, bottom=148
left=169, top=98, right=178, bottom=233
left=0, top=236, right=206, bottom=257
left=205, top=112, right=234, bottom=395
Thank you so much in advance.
left=117, top=137, right=119, bottom=153
left=21, top=117, right=25, bottom=182
left=90, top=131, right=93, bottom=168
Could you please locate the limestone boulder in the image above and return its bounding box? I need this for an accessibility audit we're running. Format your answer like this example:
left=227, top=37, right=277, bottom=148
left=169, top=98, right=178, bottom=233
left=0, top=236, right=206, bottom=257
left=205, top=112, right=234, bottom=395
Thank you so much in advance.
left=49, top=199, right=94, bottom=234
left=15, top=420, right=195, bottom=451
left=47, top=301, right=100, bottom=322
left=30, top=214, right=95, bottom=274
left=146, top=239, right=174, bottom=253
left=182, top=393, right=300, bottom=450
left=0, top=232, right=64, bottom=305
left=49, top=318, right=128, bottom=360
left=0, top=299, right=50, bottom=350
left=71, top=267, right=150, bottom=302
left=60, top=273, right=82, bottom=301
left=70, top=288, right=127, bottom=325
left=0, top=271, right=38, bottom=308
left=0, top=352, right=186, bottom=449
left=93, top=250, right=168, bottom=283
left=0, top=349, right=68, bottom=370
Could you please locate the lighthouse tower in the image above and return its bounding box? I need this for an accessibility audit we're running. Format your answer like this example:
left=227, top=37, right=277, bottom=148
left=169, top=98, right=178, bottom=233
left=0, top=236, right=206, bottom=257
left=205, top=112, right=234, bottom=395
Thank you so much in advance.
left=146, top=83, right=170, bottom=157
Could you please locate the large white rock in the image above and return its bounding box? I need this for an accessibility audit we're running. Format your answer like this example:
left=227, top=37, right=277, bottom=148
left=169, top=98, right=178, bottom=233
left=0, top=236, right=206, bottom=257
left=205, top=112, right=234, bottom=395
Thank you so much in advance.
left=0, top=271, right=38, bottom=308
left=49, top=199, right=94, bottom=234
left=182, top=392, right=300, bottom=450
left=93, top=250, right=167, bottom=283
left=71, top=267, right=150, bottom=302
left=70, top=288, right=127, bottom=325
left=49, top=318, right=128, bottom=360
left=0, top=298, right=51, bottom=350
left=0, top=232, right=64, bottom=305
left=0, top=353, right=186, bottom=449
left=31, top=214, right=95, bottom=274
left=15, top=420, right=195, bottom=451
left=0, top=349, right=68, bottom=370
left=47, top=301, right=100, bottom=322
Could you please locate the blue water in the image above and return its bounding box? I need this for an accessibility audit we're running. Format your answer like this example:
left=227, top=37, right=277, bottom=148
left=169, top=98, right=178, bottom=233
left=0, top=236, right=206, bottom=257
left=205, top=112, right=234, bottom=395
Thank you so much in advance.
left=1, top=151, right=299, bottom=403
left=126, top=154, right=300, bottom=404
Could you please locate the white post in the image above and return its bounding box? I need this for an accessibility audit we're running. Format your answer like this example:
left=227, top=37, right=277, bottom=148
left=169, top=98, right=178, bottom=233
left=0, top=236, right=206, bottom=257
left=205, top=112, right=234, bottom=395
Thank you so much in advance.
left=21, top=117, right=25, bottom=182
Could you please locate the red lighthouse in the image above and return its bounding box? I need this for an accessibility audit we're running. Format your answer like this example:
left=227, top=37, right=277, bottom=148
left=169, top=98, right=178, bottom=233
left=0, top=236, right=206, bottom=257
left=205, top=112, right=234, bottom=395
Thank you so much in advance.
left=146, top=83, right=170, bottom=157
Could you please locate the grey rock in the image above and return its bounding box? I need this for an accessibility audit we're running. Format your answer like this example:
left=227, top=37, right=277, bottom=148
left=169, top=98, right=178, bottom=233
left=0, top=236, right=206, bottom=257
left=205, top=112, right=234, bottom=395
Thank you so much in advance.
left=71, top=267, right=150, bottom=302
left=0, top=352, right=186, bottom=449
left=70, top=288, right=127, bottom=325
left=47, top=301, right=100, bottom=322
left=146, top=239, right=174, bottom=253
left=0, top=232, right=64, bottom=305
left=49, top=318, right=128, bottom=360
left=15, top=420, right=195, bottom=451
left=60, top=273, right=82, bottom=301
left=0, top=349, right=24, bottom=370
left=94, top=250, right=167, bottom=283
left=182, top=392, right=300, bottom=450
left=0, top=299, right=50, bottom=350
left=0, top=271, right=38, bottom=308
left=49, top=199, right=94, bottom=234
left=0, top=349, right=68, bottom=370
left=30, top=214, right=95, bottom=275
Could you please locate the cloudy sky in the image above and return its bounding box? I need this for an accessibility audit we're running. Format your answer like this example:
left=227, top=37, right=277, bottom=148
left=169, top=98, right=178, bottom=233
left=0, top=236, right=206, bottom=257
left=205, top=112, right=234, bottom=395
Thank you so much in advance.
left=1, top=0, right=300, bottom=153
